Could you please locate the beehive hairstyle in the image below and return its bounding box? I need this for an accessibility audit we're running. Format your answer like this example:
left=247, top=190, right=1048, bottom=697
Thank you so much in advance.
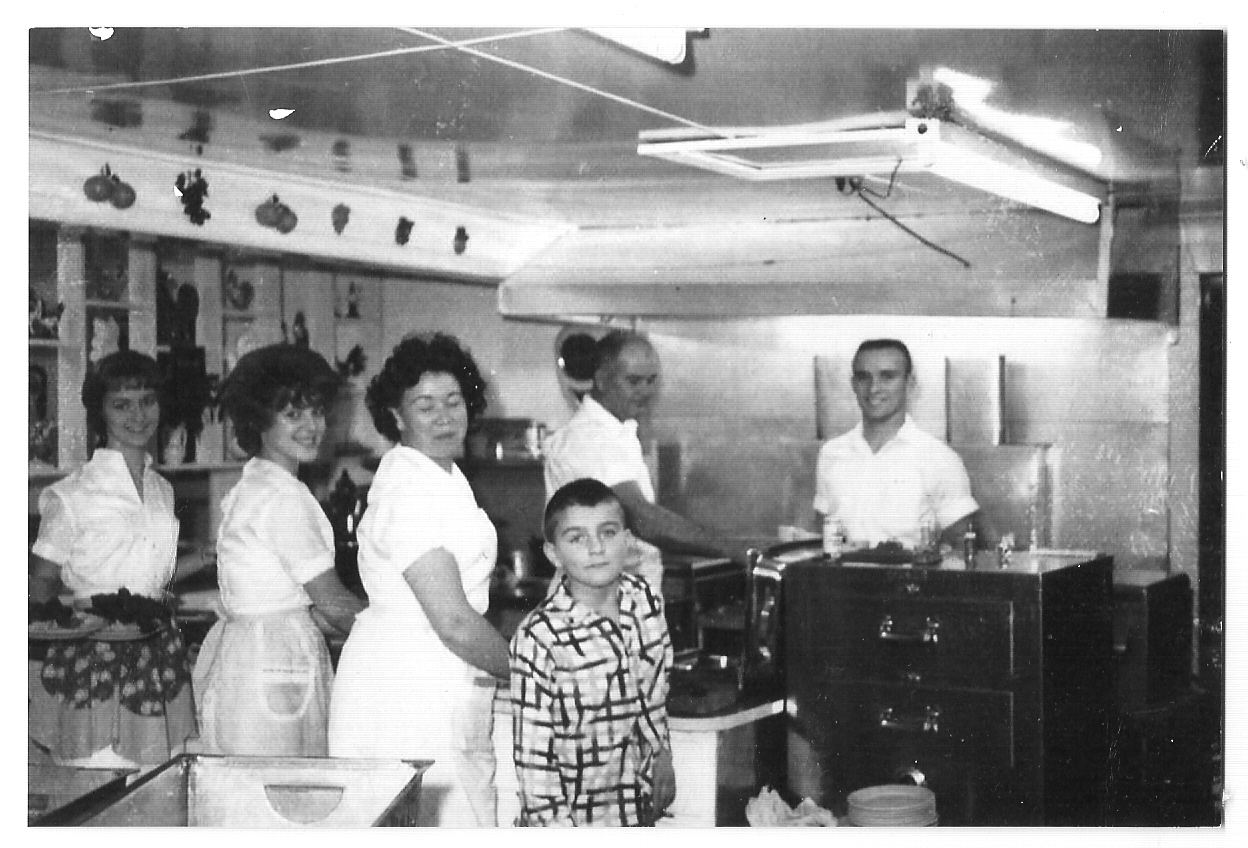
left=217, top=344, right=341, bottom=457
left=365, top=332, right=488, bottom=443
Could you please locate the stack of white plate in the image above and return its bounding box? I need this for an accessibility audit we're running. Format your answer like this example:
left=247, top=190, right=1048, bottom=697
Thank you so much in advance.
left=845, top=785, right=938, bottom=827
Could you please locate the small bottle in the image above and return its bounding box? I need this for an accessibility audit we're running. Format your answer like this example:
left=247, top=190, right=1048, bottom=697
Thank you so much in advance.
left=823, top=516, right=846, bottom=559
left=918, top=511, right=940, bottom=556
left=997, top=533, right=1015, bottom=569
left=524, top=421, right=546, bottom=458
left=962, top=527, right=977, bottom=566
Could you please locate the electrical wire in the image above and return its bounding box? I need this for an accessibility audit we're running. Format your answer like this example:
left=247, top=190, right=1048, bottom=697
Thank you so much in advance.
left=33, top=28, right=568, bottom=96
left=853, top=187, right=972, bottom=269
left=395, top=27, right=728, bottom=138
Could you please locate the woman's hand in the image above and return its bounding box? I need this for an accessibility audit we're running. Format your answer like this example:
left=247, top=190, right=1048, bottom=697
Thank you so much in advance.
left=652, top=747, right=677, bottom=819
left=172, top=544, right=216, bottom=585
left=29, top=554, right=64, bottom=604
left=304, top=569, right=366, bottom=635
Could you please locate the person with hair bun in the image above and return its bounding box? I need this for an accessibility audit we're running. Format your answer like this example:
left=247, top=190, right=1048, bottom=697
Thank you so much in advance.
left=329, top=332, right=509, bottom=827
left=193, top=344, right=364, bottom=756
left=543, top=331, right=740, bottom=591
left=29, top=349, right=198, bottom=767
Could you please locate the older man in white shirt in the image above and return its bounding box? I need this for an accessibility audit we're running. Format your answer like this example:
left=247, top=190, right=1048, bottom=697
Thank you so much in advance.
left=814, top=339, right=979, bottom=550
left=544, top=331, right=738, bottom=589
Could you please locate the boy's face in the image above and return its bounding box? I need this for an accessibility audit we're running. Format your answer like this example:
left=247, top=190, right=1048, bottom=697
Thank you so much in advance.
left=545, top=501, right=633, bottom=591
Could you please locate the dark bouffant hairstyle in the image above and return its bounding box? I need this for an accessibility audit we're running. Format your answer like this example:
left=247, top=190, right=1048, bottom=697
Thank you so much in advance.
left=543, top=478, right=626, bottom=542
left=854, top=338, right=914, bottom=376
left=365, top=333, right=488, bottom=443
left=82, top=349, right=163, bottom=450
left=217, top=344, right=342, bottom=457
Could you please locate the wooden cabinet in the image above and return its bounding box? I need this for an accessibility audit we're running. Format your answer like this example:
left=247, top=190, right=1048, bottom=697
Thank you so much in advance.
left=785, top=552, right=1115, bottom=826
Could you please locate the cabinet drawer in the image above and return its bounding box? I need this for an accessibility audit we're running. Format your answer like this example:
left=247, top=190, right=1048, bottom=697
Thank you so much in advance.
left=814, top=680, right=1016, bottom=768
left=800, top=595, right=1016, bottom=685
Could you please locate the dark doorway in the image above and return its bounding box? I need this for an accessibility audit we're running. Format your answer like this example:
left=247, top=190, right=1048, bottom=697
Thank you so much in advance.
left=1197, top=271, right=1225, bottom=825
left=1197, top=272, right=1224, bottom=693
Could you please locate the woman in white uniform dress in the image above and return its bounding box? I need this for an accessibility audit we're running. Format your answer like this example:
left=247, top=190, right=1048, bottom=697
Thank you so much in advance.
left=329, top=333, right=510, bottom=827
left=193, top=345, right=364, bottom=756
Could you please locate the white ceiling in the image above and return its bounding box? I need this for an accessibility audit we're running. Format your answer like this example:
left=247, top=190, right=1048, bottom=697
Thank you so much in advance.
left=30, top=27, right=1219, bottom=223
left=28, top=28, right=1223, bottom=317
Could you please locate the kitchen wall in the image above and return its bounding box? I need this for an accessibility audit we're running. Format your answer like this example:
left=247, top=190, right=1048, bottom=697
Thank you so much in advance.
left=387, top=267, right=1198, bottom=579
left=635, top=314, right=1176, bottom=574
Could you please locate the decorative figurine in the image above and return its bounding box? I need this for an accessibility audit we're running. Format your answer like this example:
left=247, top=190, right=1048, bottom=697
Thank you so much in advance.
left=395, top=216, right=414, bottom=246
left=346, top=281, right=361, bottom=319
left=29, top=288, right=64, bottom=339
left=175, top=169, right=211, bottom=225
left=223, top=270, right=255, bottom=311
left=332, top=203, right=351, bottom=234
left=292, top=311, right=310, bottom=348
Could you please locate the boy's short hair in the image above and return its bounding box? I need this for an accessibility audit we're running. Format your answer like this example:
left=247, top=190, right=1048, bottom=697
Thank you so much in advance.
left=544, top=478, right=625, bottom=542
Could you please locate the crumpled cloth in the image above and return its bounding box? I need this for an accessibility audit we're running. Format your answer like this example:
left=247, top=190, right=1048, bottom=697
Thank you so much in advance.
left=746, top=786, right=838, bottom=827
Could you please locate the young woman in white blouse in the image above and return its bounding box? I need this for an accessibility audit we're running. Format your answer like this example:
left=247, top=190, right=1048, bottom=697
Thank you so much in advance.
left=29, top=350, right=198, bottom=766
left=328, top=333, right=509, bottom=826
left=192, top=344, right=364, bottom=756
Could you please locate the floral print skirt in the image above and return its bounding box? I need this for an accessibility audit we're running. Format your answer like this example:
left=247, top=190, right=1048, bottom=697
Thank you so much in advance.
left=29, top=626, right=197, bottom=765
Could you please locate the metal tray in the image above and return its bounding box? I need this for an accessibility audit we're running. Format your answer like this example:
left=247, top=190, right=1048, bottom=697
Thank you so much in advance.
left=34, top=754, right=434, bottom=827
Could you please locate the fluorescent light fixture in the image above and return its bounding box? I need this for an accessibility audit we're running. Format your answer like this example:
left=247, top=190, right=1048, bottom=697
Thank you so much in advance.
left=927, top=66, right=1103, bottom=172
left=585, top=28, right=702, bottom=65
left=638, top=116, right=1104, bottom=223
left=926, top=141, right=1102, bottom=224
left=931, top=67, right=995, bottom=103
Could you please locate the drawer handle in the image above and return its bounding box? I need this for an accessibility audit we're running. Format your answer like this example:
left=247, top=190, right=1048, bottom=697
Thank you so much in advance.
left=878, top=705, right=941, bottom=734
left=877, top=615, right=940, bottom=644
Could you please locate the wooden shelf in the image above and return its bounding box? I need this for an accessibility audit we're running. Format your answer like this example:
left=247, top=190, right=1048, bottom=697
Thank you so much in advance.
left=28, top=338, right=73, bottom=350
left=30, top=462, right=245, bottom=482
left=84, top=299, right=139, bottom=310
left=155, top=461, right=246, bottom=475
left=28, top=466, right=70, bottom=481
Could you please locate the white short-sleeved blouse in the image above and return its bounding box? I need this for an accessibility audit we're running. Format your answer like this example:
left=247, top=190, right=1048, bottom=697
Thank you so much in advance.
left=214, top=457, right=336, bottom=617
left=32, top=449, right=179, bottom=598
left=354, top=445, right=496, bottom=624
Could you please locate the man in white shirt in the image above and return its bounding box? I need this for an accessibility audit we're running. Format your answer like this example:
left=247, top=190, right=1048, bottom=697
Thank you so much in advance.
left=544, top=331, right=739, bottom=588
left=814, top=339, right=979, bottom=550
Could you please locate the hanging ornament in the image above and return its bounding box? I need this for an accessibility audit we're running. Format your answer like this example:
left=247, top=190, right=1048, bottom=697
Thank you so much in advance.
left=175, top=169, right=211, bottom=225
left=332, top=139, right=351, bottom=173
left=110, top=176, right=137, bottom=209
left=395, top=217, right=414, bottom=246
left=275, top=206, right=298, bottom=234
left=83, top=164, right=137, bottom=209
left=84, top=165, right=115, bottom=202
left=398, top=143, right=417, bottom=179
left=332, top=204, right=351, bottom=235
left=255, top=194, right=296, bottom=233
left=256, top=194, right=283, bottom=228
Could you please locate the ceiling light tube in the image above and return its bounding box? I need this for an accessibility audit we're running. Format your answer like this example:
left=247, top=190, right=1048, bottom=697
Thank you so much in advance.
left=927, top=143, right=1102, bottom=223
